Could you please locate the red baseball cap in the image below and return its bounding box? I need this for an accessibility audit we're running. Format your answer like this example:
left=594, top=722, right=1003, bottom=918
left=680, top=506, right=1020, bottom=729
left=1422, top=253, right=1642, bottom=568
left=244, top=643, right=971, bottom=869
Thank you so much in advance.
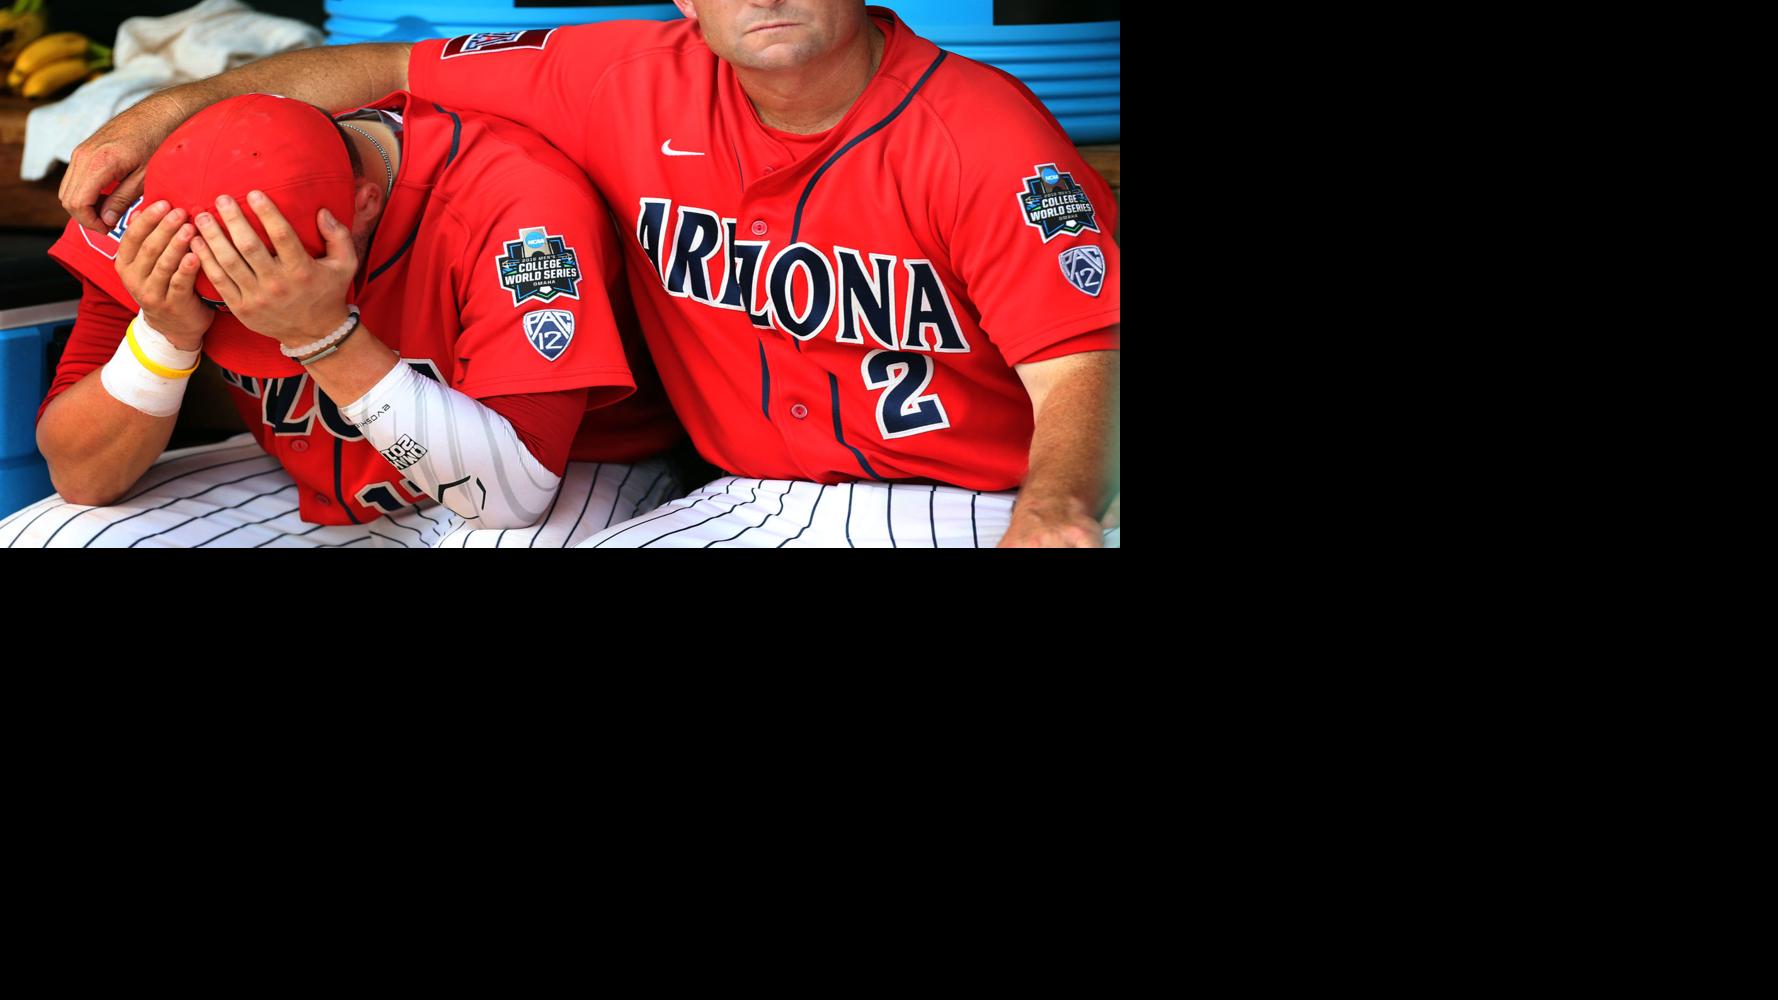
left=143, top=93, right=357, bottom=377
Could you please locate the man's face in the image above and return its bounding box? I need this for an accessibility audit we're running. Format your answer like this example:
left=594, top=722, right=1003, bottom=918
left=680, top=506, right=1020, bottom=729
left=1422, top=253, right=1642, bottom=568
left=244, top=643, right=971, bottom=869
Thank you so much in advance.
left=674, top=0, right=870, bottom=71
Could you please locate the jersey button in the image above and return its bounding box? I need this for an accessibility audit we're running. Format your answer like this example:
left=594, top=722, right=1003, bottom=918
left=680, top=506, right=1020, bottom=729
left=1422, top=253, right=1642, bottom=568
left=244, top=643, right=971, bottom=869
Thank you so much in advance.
left=313, top=492, right=332, bottom=506
left=751, top=220, right=768, bottom=236
left=790, top=403, right=809, bottom=420
left=290, top=439, right=309, bottom=453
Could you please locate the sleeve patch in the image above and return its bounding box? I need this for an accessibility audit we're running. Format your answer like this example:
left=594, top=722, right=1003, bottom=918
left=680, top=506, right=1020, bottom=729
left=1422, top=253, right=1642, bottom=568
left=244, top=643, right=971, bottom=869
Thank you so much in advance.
left=1016, top=163, right=1100, bottom=242
left=1058, top=246, right=1106, bottom=297
left=440, top=29, right=556, bottom=59
left=494, top=226, right=582, bottom=305
left=523, top=309, right=576, bottom=362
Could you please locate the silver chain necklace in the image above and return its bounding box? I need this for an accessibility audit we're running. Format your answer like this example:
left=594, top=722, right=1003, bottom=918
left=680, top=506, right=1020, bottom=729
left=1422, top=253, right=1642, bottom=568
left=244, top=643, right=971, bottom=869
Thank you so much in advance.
left=339, top=122, right=394, bottom=199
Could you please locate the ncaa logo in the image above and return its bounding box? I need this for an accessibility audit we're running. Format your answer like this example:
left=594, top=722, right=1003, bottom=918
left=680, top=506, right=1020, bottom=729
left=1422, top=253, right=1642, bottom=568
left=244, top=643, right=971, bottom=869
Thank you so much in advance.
left=1058, top=246, right=1105, bottom=297
left=523, top=309, right=575, bottom=361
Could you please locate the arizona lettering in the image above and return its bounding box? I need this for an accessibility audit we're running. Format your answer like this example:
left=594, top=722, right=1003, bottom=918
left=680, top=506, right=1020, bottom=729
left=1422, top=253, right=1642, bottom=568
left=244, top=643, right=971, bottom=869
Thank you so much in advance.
left=636, top=197, right=972, bottom=353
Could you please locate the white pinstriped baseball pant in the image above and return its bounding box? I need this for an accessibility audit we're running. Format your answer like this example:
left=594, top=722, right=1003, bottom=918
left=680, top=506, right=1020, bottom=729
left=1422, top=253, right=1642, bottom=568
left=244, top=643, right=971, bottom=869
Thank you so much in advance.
left=576, top=475, right=1122, bottom=548
left=0, top=433, right=681, bottom=548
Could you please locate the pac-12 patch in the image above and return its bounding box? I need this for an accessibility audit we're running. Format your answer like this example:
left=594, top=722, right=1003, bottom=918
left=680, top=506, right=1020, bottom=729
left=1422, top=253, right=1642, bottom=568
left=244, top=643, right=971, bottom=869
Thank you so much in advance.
left=495, top=226, right=581, bottom=306
left=523, top=309, right=575, bottom=362
left=1058, top=246, right=1105, bottom=297
left=1017, top=162, right=1100, bottom=242
left=440, top=29, right=555, bottom=59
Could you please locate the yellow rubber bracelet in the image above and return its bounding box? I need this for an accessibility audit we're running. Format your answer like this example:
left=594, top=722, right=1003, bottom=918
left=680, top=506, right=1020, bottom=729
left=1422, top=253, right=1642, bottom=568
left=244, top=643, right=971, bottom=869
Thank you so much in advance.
left=126, top=318, right=200, bottom=379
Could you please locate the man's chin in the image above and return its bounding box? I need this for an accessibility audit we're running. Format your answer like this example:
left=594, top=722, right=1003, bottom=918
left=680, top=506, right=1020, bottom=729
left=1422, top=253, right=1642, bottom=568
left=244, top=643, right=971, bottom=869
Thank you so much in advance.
left=733, top=37, right=822, bottom=71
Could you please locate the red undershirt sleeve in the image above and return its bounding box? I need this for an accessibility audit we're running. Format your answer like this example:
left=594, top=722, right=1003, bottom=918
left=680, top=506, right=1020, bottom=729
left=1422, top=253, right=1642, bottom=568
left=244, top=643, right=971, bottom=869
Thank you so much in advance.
left=37, top=274, right=136, bottom=424
left=480, top=387, right=590, bottom=477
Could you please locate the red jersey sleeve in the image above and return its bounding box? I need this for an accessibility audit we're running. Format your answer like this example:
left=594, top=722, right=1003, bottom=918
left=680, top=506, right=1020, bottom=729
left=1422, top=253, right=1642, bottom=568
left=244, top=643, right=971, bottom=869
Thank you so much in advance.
left=445, top=156, right=637, bottom=404
left=410, top=23, right=666, bottom=171
left=937, top=65, right=1122, bottom=367
left=37, top=273, right=136, bottom=423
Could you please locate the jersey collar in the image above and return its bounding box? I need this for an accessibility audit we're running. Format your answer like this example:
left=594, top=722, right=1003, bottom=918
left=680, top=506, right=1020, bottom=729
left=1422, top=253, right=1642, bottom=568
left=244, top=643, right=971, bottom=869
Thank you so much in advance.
left=349, top=91, right=457, bottom=297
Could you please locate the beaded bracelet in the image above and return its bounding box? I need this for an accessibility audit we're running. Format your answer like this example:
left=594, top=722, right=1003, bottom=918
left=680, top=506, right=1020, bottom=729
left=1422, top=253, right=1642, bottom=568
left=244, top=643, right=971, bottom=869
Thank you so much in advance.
left=295, top=319, right=361, bottom=366
left=281, top=305, right=361, bottom=359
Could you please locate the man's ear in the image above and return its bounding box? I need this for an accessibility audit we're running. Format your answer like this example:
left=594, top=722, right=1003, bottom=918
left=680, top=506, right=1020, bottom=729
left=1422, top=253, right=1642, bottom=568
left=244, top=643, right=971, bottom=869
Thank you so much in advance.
left=671, top=0, right=698, bottom=23
left=352, top=175, right=382, bottom=229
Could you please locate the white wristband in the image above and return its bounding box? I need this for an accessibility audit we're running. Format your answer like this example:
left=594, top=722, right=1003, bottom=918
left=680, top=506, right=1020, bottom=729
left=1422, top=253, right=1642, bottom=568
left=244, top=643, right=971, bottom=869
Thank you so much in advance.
left=99, top=313, right=202, bottom=417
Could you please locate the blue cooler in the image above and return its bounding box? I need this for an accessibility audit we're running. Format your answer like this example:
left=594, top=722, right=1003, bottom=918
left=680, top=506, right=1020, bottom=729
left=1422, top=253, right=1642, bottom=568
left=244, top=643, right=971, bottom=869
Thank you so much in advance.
left=0, top=302, right=77, bottom=516
left=323, top=1, right=1120, bottom=143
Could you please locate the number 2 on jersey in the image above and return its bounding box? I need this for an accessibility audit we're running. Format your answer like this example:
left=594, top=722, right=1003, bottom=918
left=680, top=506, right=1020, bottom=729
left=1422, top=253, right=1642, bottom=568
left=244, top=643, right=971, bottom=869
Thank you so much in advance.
left=862, top=350, right=950, bottom=439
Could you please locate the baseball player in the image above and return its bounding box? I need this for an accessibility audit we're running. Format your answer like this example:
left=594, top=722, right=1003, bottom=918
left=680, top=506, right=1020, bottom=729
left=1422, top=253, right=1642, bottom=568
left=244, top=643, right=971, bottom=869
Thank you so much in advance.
left=4, top=92, right=683, bottom=548
left=56, top=2, right=1119, bottom=547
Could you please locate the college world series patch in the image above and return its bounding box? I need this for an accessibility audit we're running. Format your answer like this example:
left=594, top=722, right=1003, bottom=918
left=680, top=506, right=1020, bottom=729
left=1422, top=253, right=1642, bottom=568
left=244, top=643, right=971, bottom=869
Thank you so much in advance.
left=1058, top=246, right=1105, bottom=297
left=1017, top=163, right=1100, bottom=242
left=495, top=226, right=582, bottom=306
left=523, top=309, right=575, bottom=362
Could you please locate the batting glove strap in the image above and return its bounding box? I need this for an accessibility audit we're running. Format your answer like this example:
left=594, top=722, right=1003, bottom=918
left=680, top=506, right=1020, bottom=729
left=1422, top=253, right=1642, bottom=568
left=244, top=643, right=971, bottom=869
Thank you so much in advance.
left=339, top=361, right=562, bottom=529
left=99, top=313, right=202, bottom=417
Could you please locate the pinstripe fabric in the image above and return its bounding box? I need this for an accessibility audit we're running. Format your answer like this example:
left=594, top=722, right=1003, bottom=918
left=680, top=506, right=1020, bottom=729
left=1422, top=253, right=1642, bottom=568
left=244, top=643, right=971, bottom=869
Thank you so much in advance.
left=576, top=477, right=1032, bottom=548
left=1, top=434, right=681, bottom=549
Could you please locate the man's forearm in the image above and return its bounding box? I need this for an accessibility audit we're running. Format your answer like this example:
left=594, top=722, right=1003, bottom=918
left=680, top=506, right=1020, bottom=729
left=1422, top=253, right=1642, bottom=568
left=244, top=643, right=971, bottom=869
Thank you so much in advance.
left=63, top=43, right=415, bottom=231
left=1021, top=352, right=1120, bottom=517
left=1001, top=349, right=1119, bottom=547
left=155, top=43, right=413, bottom=122
left=37, top=371, right=182, bottom=507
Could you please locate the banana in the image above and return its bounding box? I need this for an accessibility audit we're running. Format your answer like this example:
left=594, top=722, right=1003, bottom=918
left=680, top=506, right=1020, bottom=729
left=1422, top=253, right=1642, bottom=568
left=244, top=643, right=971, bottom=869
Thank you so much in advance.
left=6, top=63, right=25, bottom=93
left=13, top=31, right=93, bottom=78
left=0, top=9, right=48, bottom=66
left=21, top=56, right=91, bottom=99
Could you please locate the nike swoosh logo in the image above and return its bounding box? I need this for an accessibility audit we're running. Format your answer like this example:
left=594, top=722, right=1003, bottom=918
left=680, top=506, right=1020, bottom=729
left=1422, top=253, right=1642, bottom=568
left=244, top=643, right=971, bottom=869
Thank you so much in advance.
left=661, top=140, right=705, bottom=157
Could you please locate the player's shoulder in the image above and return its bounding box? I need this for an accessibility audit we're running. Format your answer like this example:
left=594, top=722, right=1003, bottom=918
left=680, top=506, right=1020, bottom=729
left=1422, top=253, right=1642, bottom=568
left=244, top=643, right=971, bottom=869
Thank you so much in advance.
left=903, top=42, right=1070, bottom=138
left=433, top=108, right=604, bottom=207
left=552, top=17, right=704, bottom=50
left=498, top=18, right=709, bottom=69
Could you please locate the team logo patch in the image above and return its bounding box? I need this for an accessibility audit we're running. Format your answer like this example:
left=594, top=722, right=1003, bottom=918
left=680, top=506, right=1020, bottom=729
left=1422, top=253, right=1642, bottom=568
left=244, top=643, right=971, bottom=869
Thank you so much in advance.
left=1017, top=162, right=1100, bottom=242
left=81, top=196, right=145, bottom=259
left=108, top=196, right=144, bottom=240
left=440, top=29, right=556, bottom=59
left=1058, top=246, right=1105, bottom=297
left=523, top=309, right=575, bottom=362
left=495, top=226, right=582, bottom=306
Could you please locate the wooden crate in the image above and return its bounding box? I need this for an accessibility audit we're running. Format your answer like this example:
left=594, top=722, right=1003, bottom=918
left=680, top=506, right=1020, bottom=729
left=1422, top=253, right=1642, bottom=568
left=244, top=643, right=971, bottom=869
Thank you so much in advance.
left=0, top=95, right=69, bottom=230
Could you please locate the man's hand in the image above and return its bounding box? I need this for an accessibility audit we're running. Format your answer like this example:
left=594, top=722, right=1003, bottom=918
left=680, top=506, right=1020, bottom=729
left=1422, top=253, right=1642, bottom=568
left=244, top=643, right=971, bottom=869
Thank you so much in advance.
left=1000, top=495, right=1106, bottom=547
left=60, top=94, right=189, bottom=233
left=114, top=199, right=211, bottom=350
left=189, top=191, right=358, bottom=348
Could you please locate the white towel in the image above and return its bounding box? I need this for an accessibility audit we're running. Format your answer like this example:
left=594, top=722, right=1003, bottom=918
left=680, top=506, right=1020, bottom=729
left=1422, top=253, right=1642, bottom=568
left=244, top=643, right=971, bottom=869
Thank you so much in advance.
left=21, top=0, right=325, bottom=180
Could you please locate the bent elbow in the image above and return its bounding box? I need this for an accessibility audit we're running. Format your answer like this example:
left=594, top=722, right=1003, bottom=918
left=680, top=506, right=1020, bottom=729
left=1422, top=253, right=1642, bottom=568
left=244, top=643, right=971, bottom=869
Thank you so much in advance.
left=51, top=477, right=125, bottom=509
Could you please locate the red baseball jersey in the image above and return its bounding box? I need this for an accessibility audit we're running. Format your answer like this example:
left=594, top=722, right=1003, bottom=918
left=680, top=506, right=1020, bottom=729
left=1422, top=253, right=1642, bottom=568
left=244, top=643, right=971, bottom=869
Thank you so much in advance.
left=44, top=91, right=681, bottom=526
left=410, top=7, right=1120, bottom=491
